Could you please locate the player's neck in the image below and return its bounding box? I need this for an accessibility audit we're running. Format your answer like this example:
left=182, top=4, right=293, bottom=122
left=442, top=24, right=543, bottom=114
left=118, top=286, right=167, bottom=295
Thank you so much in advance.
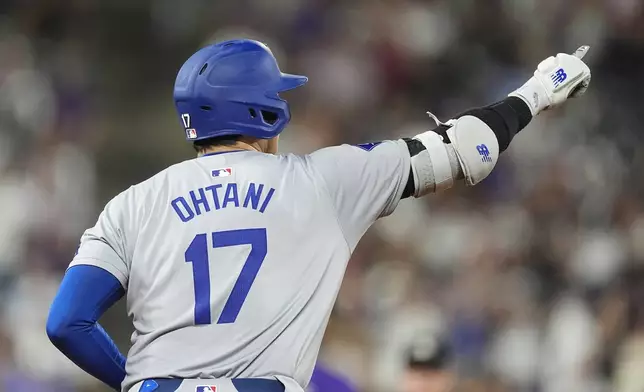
left=199, top=141, right=263, bottom=157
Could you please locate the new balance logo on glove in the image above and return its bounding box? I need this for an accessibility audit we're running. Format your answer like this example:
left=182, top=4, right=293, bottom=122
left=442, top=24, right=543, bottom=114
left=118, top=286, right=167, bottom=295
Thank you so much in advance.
left=551, top=68, right=567, bottom=88
left=509, top=45, right=591, bottom=115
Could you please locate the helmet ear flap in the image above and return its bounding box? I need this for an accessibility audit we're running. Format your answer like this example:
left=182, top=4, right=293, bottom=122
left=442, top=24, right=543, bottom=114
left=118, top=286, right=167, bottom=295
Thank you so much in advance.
left=260, top=110, right=279, bottom=125
left=243, top=106, right=281, bottom=128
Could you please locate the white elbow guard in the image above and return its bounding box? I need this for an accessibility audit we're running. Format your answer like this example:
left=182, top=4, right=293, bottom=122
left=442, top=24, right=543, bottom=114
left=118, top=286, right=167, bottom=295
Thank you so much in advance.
left=446, top=115, right=499, bottom=186
left=411, top=131, right=455, bottom=197
left=411, top=115, right=499, bottom=195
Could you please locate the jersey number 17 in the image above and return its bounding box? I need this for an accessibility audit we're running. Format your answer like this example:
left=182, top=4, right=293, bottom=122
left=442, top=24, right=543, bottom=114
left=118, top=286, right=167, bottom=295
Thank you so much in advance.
left=184, top=228, right=267, bottom=325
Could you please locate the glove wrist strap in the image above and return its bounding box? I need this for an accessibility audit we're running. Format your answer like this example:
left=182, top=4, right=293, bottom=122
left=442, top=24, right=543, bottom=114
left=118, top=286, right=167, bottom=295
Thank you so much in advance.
left=508, top=76, right=550, bottom=116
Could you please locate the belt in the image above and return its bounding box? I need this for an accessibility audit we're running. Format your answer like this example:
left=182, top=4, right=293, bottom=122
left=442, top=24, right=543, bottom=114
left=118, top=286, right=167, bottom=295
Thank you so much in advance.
left=139, top=378, right=285, bottom=392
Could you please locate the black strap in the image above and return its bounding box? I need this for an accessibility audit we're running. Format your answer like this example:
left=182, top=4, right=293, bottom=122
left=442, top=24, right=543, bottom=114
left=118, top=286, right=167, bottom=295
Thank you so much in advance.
left=400, top=97, right=533, bottom=198
left=402, top=138, right=421, bottom=198
left=451, top=96, right=532, bottom=152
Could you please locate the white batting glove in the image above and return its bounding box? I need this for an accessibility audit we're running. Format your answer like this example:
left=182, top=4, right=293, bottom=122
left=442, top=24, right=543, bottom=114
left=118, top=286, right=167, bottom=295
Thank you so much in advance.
left=509, top=46, right=592, bottom=116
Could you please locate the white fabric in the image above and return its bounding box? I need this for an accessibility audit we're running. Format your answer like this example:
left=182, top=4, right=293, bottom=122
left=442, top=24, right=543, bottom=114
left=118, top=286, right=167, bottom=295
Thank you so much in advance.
left=446, top=115, right=499, bottom=186
left=509, top=46, right=592, bottom=115
left=411, top=131, right=454, bottom=196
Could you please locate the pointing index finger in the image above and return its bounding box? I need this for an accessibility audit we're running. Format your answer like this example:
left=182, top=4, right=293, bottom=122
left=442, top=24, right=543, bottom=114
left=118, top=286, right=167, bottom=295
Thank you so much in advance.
left=573, top=45, right=590, bottom=59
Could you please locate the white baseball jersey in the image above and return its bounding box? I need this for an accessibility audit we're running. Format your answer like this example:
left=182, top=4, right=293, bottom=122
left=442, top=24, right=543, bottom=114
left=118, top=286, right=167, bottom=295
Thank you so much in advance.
left=70, top=141, right=410, bottom=392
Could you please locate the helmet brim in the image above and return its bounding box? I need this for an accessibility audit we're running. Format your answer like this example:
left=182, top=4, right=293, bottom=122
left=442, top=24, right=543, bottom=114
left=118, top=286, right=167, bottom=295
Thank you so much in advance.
left=276, top=73, right=308, bottom=92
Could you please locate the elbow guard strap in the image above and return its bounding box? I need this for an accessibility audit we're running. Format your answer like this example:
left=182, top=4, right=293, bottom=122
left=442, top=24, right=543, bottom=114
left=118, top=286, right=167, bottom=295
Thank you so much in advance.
left=445, top=115, right=499, bottom=186
left=410, top=115, right=498, bottom=195
left=407, top=97, right=530, bottom=195
left=411, top=131, right=454, bottom=196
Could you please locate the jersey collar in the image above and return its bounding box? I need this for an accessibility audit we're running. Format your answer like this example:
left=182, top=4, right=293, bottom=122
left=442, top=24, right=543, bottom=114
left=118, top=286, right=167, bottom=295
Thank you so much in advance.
left=201, top=150, right=246, bottom=157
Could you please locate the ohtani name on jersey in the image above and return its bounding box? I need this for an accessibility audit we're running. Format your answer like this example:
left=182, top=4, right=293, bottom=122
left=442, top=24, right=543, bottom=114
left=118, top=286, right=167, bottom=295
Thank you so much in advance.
left=170, top=182, right=275, bottom=223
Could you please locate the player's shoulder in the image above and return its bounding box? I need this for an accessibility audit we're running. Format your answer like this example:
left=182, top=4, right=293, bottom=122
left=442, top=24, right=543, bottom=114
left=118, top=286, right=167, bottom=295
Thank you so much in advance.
left=308, top=140, right=405, bottom=160
left=94, top=159, right=197, bottom=226
left=108, top=158, right=195, bottom=206
left=305, top=140, right=408, bottom=173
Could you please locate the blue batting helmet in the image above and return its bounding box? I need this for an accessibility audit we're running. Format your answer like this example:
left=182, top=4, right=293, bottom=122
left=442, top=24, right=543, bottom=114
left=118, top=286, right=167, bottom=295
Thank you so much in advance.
left=173, top=39, right=308, bottom=141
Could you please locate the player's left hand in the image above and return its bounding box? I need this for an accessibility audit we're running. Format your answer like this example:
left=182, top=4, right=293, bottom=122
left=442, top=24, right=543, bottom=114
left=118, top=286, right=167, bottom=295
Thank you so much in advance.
left=509, top=46, right=592, bottom=115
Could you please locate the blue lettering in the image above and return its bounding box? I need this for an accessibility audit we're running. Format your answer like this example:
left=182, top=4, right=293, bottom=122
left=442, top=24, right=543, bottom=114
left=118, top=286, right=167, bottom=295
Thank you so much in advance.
left=259, top=188, right=275, bottom=213
left=176, top=183, right=272, bottom=218
left=171, top=197, right=195, bottom=222
left=205, top=184, right=222, bottom=210
left=190, top=188, right=211, bottom=215
left=243, top=182, right=264, bottom=210
left=223, top=183, right=240, bottom=208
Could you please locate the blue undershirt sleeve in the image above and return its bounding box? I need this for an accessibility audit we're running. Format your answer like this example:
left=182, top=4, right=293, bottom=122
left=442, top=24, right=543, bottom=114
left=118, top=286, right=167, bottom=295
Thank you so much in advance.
left=46, top=265, right=127, bottom=391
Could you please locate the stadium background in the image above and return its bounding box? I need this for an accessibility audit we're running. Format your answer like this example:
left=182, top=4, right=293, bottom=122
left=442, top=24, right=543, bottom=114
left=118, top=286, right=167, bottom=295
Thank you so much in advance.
left=1, top=0, right=644, bottom=391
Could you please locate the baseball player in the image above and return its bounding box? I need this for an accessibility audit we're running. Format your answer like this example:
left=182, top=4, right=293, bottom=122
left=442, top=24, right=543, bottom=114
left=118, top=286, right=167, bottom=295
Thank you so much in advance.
left=46, top=39, right=591, bottom=392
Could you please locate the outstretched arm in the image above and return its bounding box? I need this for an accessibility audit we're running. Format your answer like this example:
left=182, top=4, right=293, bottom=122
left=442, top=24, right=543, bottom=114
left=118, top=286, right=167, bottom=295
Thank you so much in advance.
left=307, top=47, right=591, bottom=248
left=403, top=46, right=592, bottom=198
left=47, top=265, right=127, bottom=390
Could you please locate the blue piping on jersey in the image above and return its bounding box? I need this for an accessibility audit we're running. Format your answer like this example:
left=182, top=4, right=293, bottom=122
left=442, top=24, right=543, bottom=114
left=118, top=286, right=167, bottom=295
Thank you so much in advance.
left=201, top=150, right=246, bottom=157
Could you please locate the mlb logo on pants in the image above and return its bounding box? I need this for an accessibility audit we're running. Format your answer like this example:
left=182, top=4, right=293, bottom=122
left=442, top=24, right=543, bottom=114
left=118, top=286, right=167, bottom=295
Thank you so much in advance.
left=196, top=386, right=217, bottom=392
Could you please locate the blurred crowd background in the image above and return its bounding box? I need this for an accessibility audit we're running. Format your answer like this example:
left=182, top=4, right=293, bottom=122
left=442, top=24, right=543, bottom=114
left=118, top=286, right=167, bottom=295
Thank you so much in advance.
left=1, top=0, right=644, bottom=391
